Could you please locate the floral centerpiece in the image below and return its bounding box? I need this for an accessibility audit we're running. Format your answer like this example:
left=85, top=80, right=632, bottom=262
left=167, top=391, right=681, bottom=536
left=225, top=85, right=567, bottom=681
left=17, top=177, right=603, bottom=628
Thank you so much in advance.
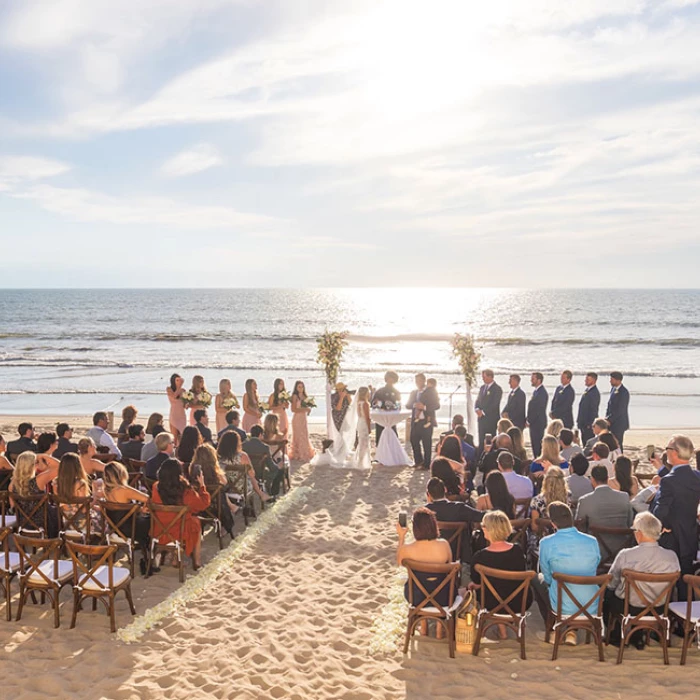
left=180, top=390, right=195, bottom=407
left=316, top=329, right=349, bottom=386
left=301, top=396, right=317, bottom=409
left=222, top=396, right=240, bottom=410
left=451, top=333, right=481, bottom=436
left=372, top=399, right=399, bottom=411
left=197, top=390, right=213, bottom=408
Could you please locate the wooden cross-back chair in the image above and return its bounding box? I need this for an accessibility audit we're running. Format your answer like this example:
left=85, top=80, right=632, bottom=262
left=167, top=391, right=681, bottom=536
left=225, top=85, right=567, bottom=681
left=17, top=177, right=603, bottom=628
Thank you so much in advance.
left=508, top=518, right=531, bottom=551
left=614, top=569, right=679, bottom=665
left=99, top=502, right=143, bottom=577
left=141, top=476, right=157, bottom=497
left=148, top=503, right=188, bottom=582
left=0, top=526, right=21, bottom=620
left=125, top=459, right=146, bottom=489
left=513, top=498, right=531, bottom=519
left=66, top=541, right=136, bottom=633
left=225, top=464, right=254, bottom=526
left=0, top=471, right=13, bottom=492
left=402, top=559, right=462, bottom=658
left=587, top=525, right=636, bottom=573
left=268, top=441, right=290, bottom=494
left=472, top=565, right=536, bottom=660
left=13, top=493, right=49, bottom=537
left=198, top=482, right=229, bottom=550
left=670, top=574, right=700, bottom=665
left=14, top=533, right=73, bottom=628
left=53, top=495, right=95, bottom=547
left=436, top=521, right=469, bottom=564
left=247, top=453, right=269, bottom=507
left=0, top=491, right=18, bottom=531
left=545, top=572, right=611, bottom=661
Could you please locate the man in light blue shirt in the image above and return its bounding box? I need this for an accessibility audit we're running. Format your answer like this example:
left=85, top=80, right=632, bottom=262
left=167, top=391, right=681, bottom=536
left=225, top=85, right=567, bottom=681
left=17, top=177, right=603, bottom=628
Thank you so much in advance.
left=532, top=501, right=601, bottom=640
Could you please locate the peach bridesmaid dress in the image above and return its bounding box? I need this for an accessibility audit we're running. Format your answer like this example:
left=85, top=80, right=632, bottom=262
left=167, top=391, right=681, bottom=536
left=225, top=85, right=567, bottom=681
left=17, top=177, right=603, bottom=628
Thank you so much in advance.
left=289, top=397, right=314, bottom=462
left=167, top=388, right=187, bottom=436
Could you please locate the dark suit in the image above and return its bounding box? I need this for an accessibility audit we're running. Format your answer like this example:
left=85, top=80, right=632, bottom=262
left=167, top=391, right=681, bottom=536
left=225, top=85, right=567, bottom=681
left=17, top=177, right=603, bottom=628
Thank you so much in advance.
left=242, top=438, right=283, bottom=496
left=372, top=385, right=401, bottom=444
left=218, top=425, right=247, bottom=444
left=474, top=382, right=502, bottom=448
left=425, top=498, right=483, bottom=562
left=54, top=436, right=79, bottom=459
left=120, top=440, right=145, bottom=463
left=196, top=421, right=215, bottom=445
left=6, top=436, right=37, bottom=459
left=144, top=451, right=169, bottom=480
left=406, top=386, right=440, bottom=466
left=606, top=384, right=630, bottom=449
left=526, top=385, right=548, bottom=459
left=502, top=386, right=526, bottom=429
left=550, top=383, right=575, bottom=429
left=651, top=464, right=700, bottom=599
left=577, top=385, right=601, bottom=445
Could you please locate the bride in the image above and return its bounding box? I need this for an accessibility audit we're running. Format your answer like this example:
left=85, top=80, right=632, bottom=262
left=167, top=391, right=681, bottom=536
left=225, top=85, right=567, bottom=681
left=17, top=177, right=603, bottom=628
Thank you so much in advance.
left=344, top=386, right=372, bottom=471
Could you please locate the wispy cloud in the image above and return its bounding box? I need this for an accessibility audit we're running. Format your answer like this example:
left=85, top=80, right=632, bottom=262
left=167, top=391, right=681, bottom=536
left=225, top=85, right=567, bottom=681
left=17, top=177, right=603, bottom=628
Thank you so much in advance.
left=0, top=155, right=70, bottom=191
left=160, top=143, right=223, bottom=177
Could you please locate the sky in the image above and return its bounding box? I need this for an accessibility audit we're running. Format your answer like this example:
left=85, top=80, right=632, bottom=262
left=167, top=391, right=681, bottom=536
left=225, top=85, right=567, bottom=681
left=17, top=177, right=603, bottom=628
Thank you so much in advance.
left=1, top=0, right=700, bottom=287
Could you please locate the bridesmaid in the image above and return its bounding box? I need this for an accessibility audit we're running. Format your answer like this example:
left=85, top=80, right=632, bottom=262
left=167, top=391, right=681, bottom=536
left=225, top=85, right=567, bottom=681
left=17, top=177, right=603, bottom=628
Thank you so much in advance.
left=268, top=378, right=290, bottom=439
left=188, top=374, right=209, bottom=425
left=215, top=378, right=238, bottom=435
left=242, top=378, right=263, bottom=433
left=289, top=381, right=315, bottom=462
left=167, top=373, right=187, bottom=444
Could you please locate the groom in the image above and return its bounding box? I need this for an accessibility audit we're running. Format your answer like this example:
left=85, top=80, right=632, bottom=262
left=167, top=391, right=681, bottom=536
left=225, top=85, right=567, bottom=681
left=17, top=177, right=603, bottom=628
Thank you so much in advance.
left=406, top=373, right=440, bottom=469
left=372, top=370, right=401, bottom=444
left=474, top=369, right=502, bottom=449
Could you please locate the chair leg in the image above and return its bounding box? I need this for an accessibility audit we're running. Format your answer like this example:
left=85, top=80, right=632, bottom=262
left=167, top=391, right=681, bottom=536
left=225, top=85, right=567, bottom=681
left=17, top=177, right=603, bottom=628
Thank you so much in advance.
left=179, top=552, right=184, bottom=583
left=617, top=626, right=626, bottom=664
left=520, top=623, right=527, bottom=660
left=551, top=627, right=562, bottom=661
left=596, top=625, right=605, bottom=662
left=125, top=583, right=136, bottom=615
left=403, top=616, right=415, bottom=654
left=3, top=578, right=11, bottom=622
left=472, top=623, right=483, bottom=657
left=109, top=594, right=117, bottom=633
left=92, top=597, right=97, bottom=611
left=448, top=618, right=455, bottom=659
left=680, top=631, right=690, bottom=666
left=53, top=589, right=61, bottom=628
left=15, top=586, right=27, bottom=622
left=70, top=589, right=80, bottom=629
left=662, top=628, right=670, bottom=666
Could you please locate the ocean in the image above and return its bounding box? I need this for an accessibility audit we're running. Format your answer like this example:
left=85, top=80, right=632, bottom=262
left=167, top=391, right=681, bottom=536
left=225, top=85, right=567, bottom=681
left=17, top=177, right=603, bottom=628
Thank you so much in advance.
left=1, top=288, right=699, bottom=429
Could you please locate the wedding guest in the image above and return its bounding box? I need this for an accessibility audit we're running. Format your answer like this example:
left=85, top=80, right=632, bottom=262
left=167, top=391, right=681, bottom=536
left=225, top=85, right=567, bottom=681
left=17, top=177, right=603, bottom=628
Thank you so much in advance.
left=10, top=451, right=57, bottom=495
left=218, top=430, right=272, bottom=504
left=526, top=373, right=548, bottom=460
left=530, top=435, right=569, bottom=475
left=441, top=414, right=465, bottom=440
left=474, top=369, right=502, bottom=450
left=530, top=466, right=570, bottom=534
left=242, top=378, right=263, bottom=433
left=218, top=410, right=247, bottom=444
left=194, top=409, right=214, bottom=445
left=120, top=424, right=146, bottom=462
left=144, top=412, right=164, bottom=443
left=86, top=412, right=122, bottom=459
left=470, top=510, right=532, bottom=639
left=262, top=414, right=288, bottom=478
left=597, top=432, right=621, bottom=461
left=244, top=425, right=284, bottom=496
left=214, top=378, right=238, bottom=435
left=589, top=442, right=615, bottom=478
left=430, top=457, right=464, bottom=499
left=550, top=370, right=575, bottom=429
left=577, top=372, right=601, bottom=445
left=609, top=455, right=640, bottom=497
left=498, top=451, right=533, bottom=500
left=35, top=432, right=60, bottom=472
left=559, top=428, right=583, bottom=462
left=177, top=425, right=202, bottom=466
left=56, top=453, right=100, bottom=533
left=566, top=453, right=594, bottom=506
left=437, top=436, right=466, bottom=475
left=476, top=471, right=516, bottom=518
left=141, top=424, right=166, bottom=462
left=650, top=434, right=700, bottom=599
left=406, top=372, right=440, bottom=468
left=501, top=374, right=526, bottom=430
left=152, top=458, right=210, bottom=570
left=117, top=405, right=138, bottom=445
left=6, top=422, right=37, bottom=458
left=606, top=372, right=630, bottom=450
left=54, top=423, right=79, bottom=459
left=497, top=418, right=513, bottom=435
left=507, top=426, right=529, bottom=466
left=477, top=433, right=522, bottom=480
left=188, top=375, right=210, bottom=425
left=144, top=432, right=175, bottom=480
left=454, top=425, right=476, bottom=472
left=546, top=419, right=564, bottom=439
left=166, top=374, right=187, bottom=444
left=289, top=381, right=315, bottom=463
left=583, top=418, right=610, bottom=457
left=193, top=444, right=235, bottom=537
left=0, top=434, right=13, bottom=473
left=372, top=371, right=401, bottom=444
left=77, top=437, right=106, bottom=477
left=269, top=378, right=290, bottom=440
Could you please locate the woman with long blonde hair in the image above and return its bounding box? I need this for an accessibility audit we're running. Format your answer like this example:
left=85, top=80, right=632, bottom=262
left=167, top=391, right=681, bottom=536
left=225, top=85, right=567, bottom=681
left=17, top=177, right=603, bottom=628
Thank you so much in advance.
left=345, top=386, right=371, bottom=471
left=530, top=434, right=568, bottom=477
left=10, top=452, right=55, bottom=497
left=188, top=375, right=209, bottom=425
left=214, top=378, right=238, bottom=435
left=529, top=466, right=571, bottom=546
left=242, top=378, right=262, bottom=433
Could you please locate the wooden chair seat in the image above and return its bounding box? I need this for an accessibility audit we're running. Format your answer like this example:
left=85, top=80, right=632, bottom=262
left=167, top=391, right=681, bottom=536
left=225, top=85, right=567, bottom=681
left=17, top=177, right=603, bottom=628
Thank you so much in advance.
left=670, top=574, right=700, bottom=665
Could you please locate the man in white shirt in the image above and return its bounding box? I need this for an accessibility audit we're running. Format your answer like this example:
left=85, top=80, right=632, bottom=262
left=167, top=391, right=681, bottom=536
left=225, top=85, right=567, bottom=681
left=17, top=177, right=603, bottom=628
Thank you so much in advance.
left=588, top=441, right=614, bottom=478
left=498, top=451, right=533, bottom=500
left=86, top=411, right=122, bottom=459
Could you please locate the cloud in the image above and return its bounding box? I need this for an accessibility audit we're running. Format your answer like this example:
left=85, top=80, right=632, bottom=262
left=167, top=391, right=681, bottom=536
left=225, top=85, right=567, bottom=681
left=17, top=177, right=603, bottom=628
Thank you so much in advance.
left=0, top=155, right=70, bottom=191
left=160, top=143, right=223, bottom=177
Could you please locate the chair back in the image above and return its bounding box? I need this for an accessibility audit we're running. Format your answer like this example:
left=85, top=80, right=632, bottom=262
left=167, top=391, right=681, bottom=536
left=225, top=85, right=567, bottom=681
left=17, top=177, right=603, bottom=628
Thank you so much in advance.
left=125, top=460, right=145, bottom=489
left=587, top=524, right=635, bottom=571
left=0, top=491, right=16, bottom=528
left=402, top=560, right=461, bottom=617
left=513, top=498, right=531, bottom=519
left=13, top=493, right=49, bottom=535
left=99, top=501, right=141, bottom=545
left=552, top=572, right=611, bottom=622
left=436, top=521, right=468, bottom=562
left=66, top=541, right=118, bottom=592
left=0, top=471, right=13, bottom=491
left=148, top=502, right=188, bottom=545
left=52, top=495, right=94, bottom=541
left=141, top=476, right=157, bottom=496
left=14, top=533, right=64, bottom=587
left=621, top=569, right=679, bottom=624
left=508, top=518, right=531, bottom=550
left=474, top=564, right=535, bottom=617
left=533, top=517, right=555, bottom=538
left=7, top=453, right=20, bottom=466
left=199, top=482, right=224, bottom=522
left=248, top=453, right=267, bottom=482
left=0, top=526, right=12, bottom=561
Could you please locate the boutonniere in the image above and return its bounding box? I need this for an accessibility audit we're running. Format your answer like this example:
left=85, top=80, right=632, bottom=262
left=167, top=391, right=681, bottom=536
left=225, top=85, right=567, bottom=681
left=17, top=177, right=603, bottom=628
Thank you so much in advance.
left=614, top=387, right=620, bottom=394
left=486, top=390, right=491, bottom=396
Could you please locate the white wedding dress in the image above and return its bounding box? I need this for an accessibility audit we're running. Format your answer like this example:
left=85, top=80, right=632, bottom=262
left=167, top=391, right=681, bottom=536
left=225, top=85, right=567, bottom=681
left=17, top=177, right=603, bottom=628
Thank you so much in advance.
left=311, top=393, right=358, bottom=468
left=343, top=401, right=372, bottom=471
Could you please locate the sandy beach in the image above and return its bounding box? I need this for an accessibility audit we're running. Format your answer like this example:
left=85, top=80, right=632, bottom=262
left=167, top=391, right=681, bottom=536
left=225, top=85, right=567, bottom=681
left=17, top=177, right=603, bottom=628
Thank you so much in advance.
left=1, top=415, right=700, bottom=699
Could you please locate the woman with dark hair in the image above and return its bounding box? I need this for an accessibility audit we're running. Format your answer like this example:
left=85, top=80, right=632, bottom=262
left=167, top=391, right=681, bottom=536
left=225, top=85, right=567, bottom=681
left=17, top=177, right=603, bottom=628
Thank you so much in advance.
left=289, top=380, right=314, bottom=462
left=35, top=432, right=60, bottom=472
left=430, top=457, right=463, bottom=498
left=166, top=373, right=187, bottom=444
left=597, top=431, right=621, bottom=459
left=177, top=425, right=202, bottom=467
left=217, top=431, right=270, bottom=503
left=118, top=405, right=138, bottom=445
left=151, top=458, right=210, bottom=570
left=242, top=378, right=262, bottom=433
left=56, top=452, right=100, bottom=533
left=268, top=378, right=290, bottom=439
left=476, top=471, right=515, bottom=518
left=507, top=426, right=528, bottom=467
left=145, top=412, right=164, bottom=438
left=609, top=455, right=640, bottom=497
left=193, top=443, right=236, bottom=536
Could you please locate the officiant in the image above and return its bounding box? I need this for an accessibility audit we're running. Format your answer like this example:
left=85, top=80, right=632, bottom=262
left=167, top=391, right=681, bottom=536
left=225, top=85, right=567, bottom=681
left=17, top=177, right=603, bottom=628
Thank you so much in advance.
left=371, top=370, right=401, bottom=444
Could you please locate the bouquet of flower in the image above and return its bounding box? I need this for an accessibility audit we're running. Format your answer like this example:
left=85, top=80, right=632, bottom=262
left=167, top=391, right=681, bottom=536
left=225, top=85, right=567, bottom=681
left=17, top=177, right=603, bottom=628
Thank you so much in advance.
left=198, top=390, right=213, bottom=408
left=277, top=390, right=291, bottom=404
left=258, top=400, right=270, bottom=415
left=301, top=396, right=317, bottom=409
left=316, top=329, right=349, bottom=385
left=180, top=390, right=195, bottom=407
left=451, top=333, right=481, bottom=386
left=222, top=396, right=240, bottom=410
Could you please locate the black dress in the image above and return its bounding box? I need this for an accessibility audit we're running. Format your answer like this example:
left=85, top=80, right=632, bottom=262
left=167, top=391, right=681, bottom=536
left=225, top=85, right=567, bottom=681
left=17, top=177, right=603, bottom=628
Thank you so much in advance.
left=470, top=543, right=533, bottom=611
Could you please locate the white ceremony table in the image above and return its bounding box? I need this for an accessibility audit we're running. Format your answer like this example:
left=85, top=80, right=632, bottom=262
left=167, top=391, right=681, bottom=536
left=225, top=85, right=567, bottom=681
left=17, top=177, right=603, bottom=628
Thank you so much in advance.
left=370, top=409, right=412, bottom=466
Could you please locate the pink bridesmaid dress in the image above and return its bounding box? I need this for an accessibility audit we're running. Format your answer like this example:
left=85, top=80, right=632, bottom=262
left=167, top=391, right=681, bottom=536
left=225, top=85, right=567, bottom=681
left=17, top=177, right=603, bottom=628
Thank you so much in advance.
left=242, top=397, right=261, bottom=433
left=289, top=398, right=314, bottom=462
left=271, top=403, right=289, bottom=437
left=167, top=388, right=187, bottom=436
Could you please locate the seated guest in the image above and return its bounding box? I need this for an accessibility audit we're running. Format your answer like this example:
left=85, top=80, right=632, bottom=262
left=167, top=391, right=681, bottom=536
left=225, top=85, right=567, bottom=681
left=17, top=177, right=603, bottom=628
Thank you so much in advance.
left=575, top=465, right=634, bottom=557
left=546, top=419, right=564, bottom=439
left=86, top=412, right=122, bottom=459
left=566, top=453, right=594, bottom=506
left=609, top=455, right=640, bottom=497
left=437, top=435, right=466, bottom=474
left=454, top=425, right=476, bottom=472
left=6, top=422, right=37, bottom=458
left=476, top=471, right=516, bottom=518
left=498, top=451, right=533, bottom=500
left=177, top=425, right=203, bottom=466
left=530, top=466, right=570, bottom=536
left=54, top=423, right=79, bottom=458
left=530, top=435, right=569, bottom=475
left=120, top=424, right=146, bottom=462
left=141, top=424, right=166, bottom=462
left=0, top=434, right=13, bottom=472
left=218, top=410, right=247, bottom=443
left=470, top=510, right=533, bottom=639
left=430, top=457, right=464, bottom=499
left=532, top=502, right=601, bottom=641
left=193, top=444, right=236, bottom=537
left=151, top=458, right=210, bottom=570
left=218, top=430, right=272, bottom=504
left=605, top=512, right=680, bottom=648
left=55, top=453, right=100, bottom=533
left=35, top=432, right=60, bottom=472
left=145, top=432, right=175, bottom=480
left=497, top=418, right=513, bottom=435
left=144, top=412, right=164, bottom=443
left=507, top=426, right=528, bottom=467
left=262, top=414, right=288, bottom=472
left=117, top=405, right=138, bottom=446
left=559, top=429, right=583, bottom=462
left=478, top=433, right=522, bottom=481
left=396, top=507, right=453, bottom=638
left=243, top=425, right=284, bottom=496
left=589, top=442, right=615, bottom=478
left=194, top=409, right=214, bottom=445
left=9, top=452, right=59, bottom=535
left=77, top=437, right=106, bottom=476
left=597, top=431, right=621, bottom=461
left=439, top=414, right=466, bottom=443
left=583, top=418, right=610, bottom=456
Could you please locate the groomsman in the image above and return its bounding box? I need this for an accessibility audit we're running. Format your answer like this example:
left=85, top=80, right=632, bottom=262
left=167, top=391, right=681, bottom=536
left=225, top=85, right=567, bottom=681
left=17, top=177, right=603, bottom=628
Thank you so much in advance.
left=474, top=369, right=502, bottom=448
left=550, top=370, right=575, bottom=428
left=501, top=374, right=526, bottom=430
left=577, top=372, right=601, bottom=445
left=526, top=372, right=548, bottom=458
left=606, top=371, right=630, bottom=450
left=406, top=373, right=440, bottom=468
